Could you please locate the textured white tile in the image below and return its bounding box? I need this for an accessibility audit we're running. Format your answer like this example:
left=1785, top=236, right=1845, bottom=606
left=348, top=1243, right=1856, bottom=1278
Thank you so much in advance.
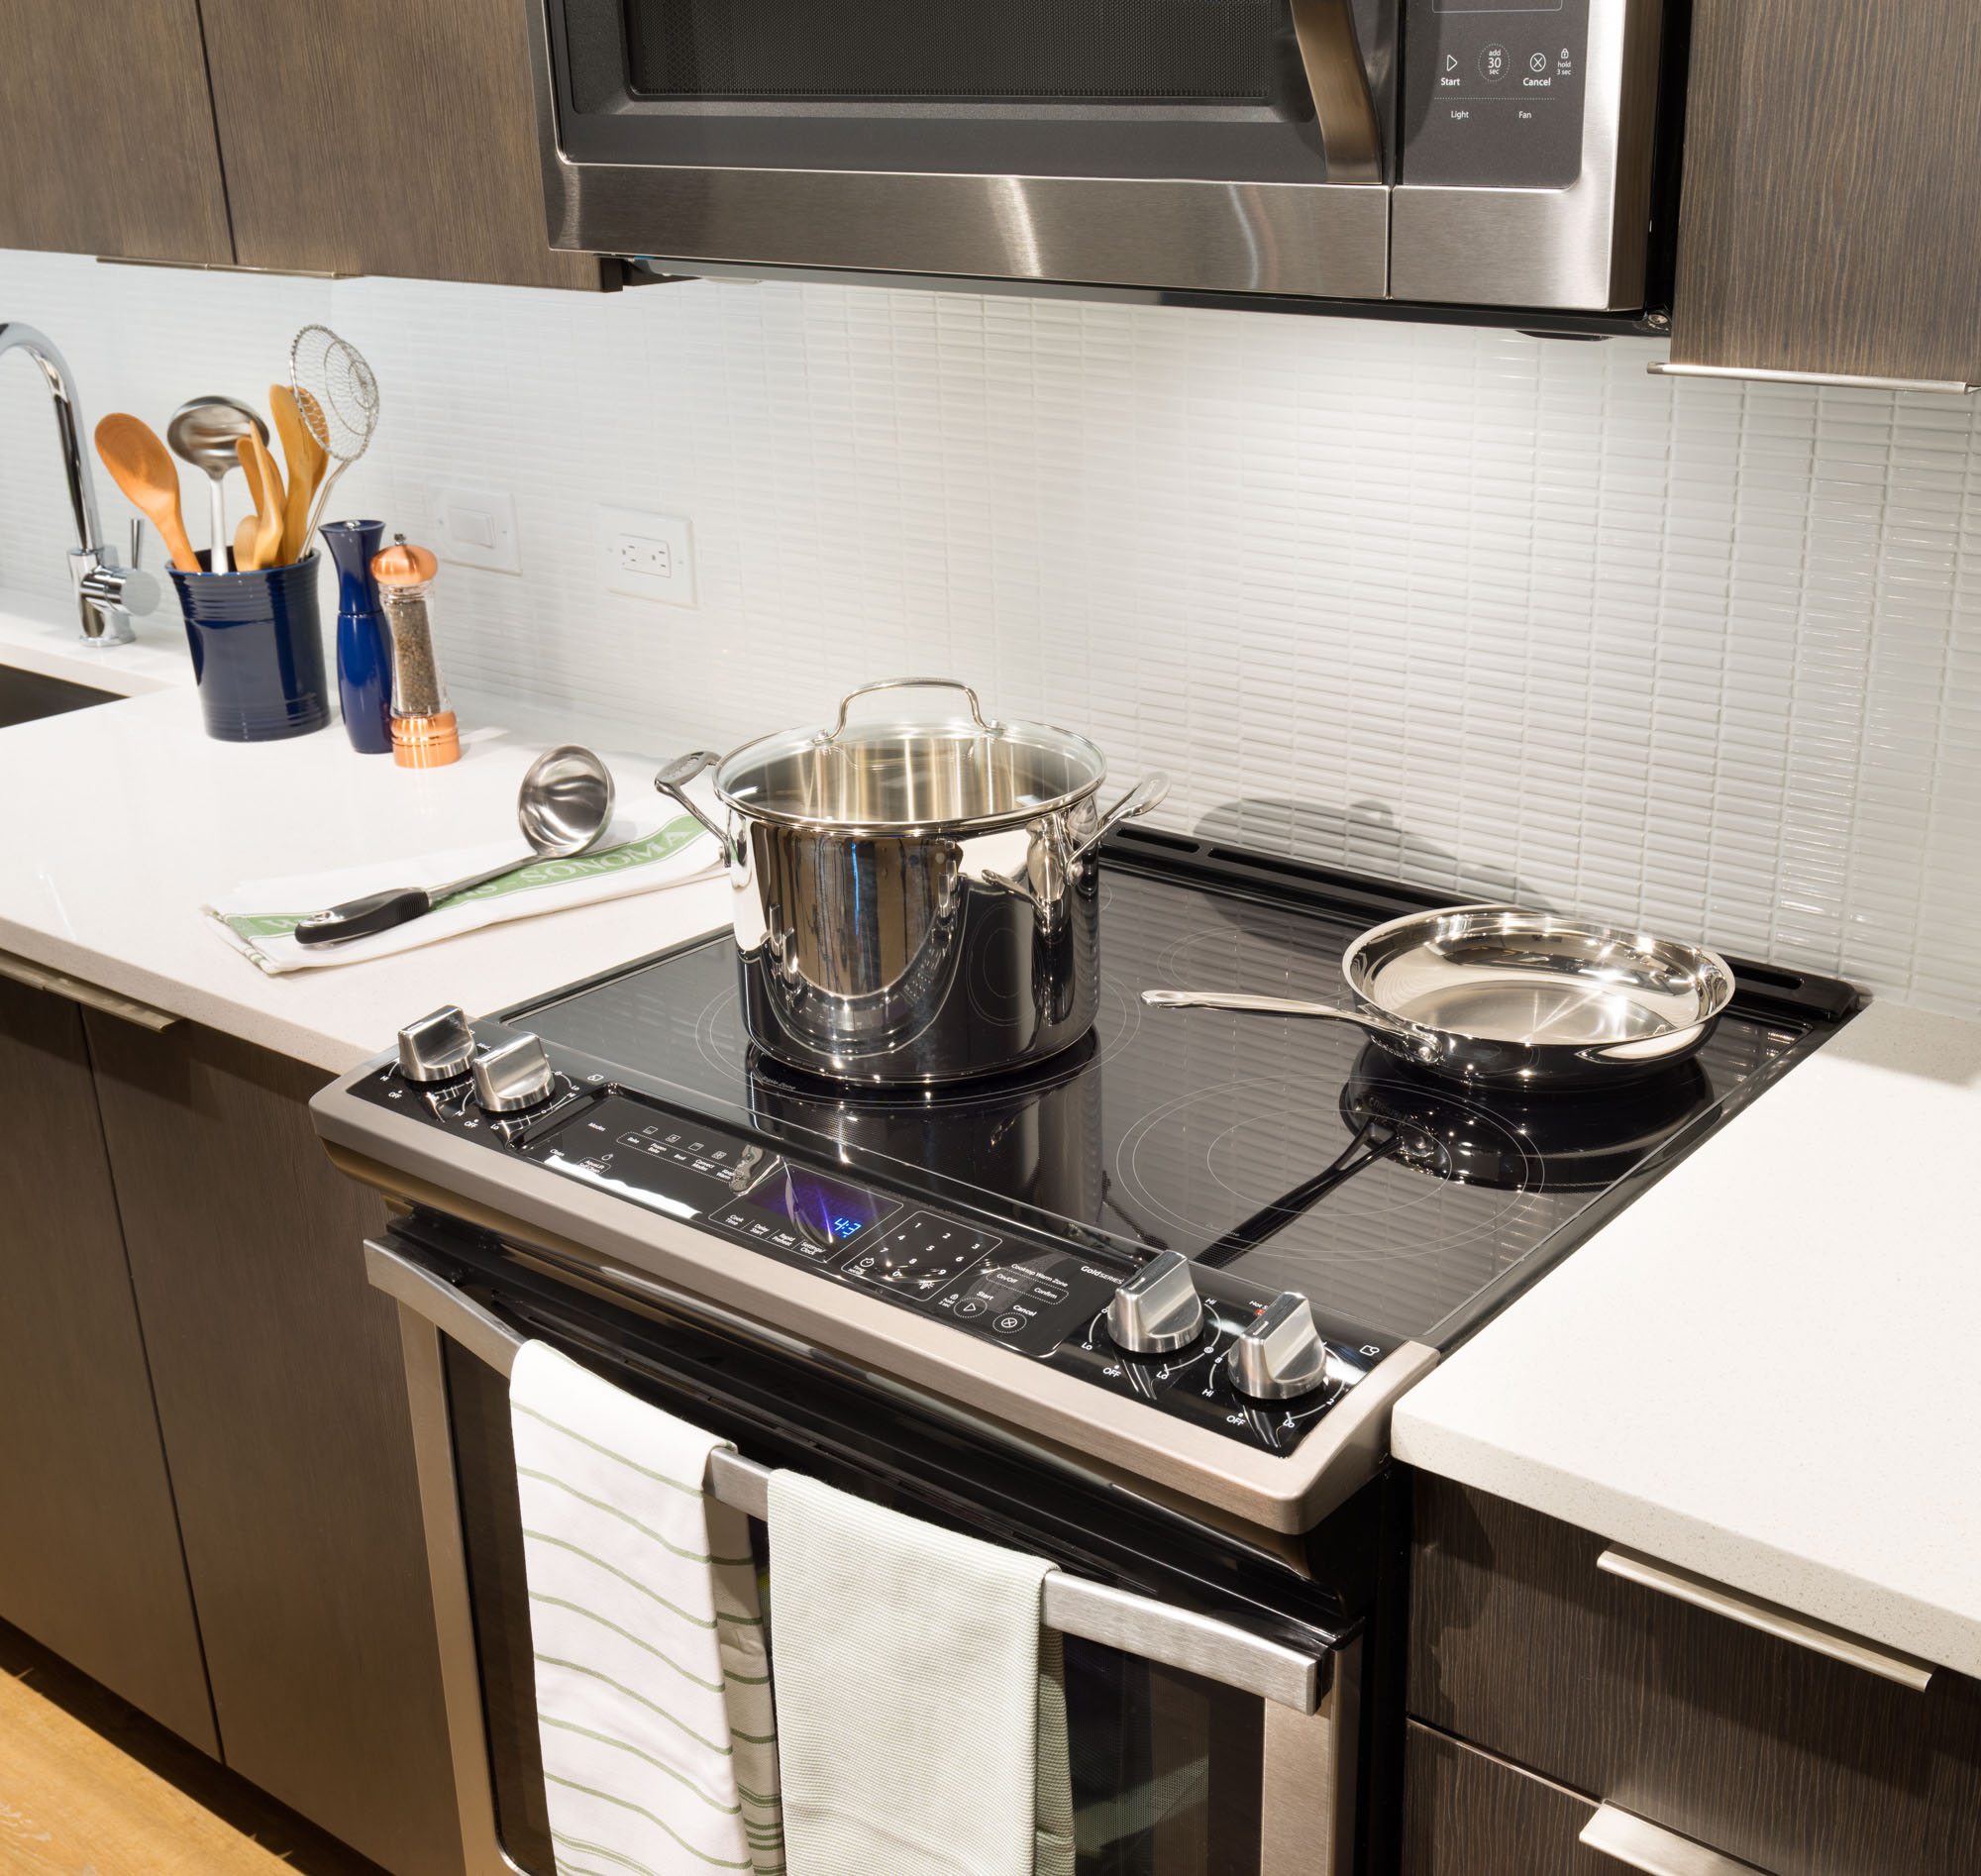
left=2, top=248, right=1978, bottom=1012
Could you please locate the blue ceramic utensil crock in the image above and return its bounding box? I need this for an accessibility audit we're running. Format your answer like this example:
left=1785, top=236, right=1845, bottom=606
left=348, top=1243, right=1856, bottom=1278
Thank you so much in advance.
left=167, top=551, right=330, bottom=743
left=320, top=519, right=392, bottom=754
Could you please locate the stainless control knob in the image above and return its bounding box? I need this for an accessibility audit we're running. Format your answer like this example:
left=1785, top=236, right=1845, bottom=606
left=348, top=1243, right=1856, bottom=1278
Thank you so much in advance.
left=1106, top=1250, right=1204, bottom=1354
left=471, top=1034, right=557, bottom=1113
left=397, top=1005, right=474, bottom=1084
left=1226, top=1292, right=1330, bottom=1401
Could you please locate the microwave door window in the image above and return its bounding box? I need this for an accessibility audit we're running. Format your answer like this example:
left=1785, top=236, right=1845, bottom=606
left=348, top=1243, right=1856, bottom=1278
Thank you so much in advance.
left=621, top=0, right=1298, bottom=105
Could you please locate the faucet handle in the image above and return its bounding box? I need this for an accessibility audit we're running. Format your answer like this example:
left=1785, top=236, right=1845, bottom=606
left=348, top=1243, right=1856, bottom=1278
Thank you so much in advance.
left=130, top=518, right=144, bottom=570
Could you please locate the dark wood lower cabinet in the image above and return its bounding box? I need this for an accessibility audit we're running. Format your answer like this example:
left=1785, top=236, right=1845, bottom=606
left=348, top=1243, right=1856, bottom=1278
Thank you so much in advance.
left=0, top=979, right=215, bottom=1751
left=1402, top=1724, right=1612, bottom=1876
left=85, top=1015, right=463, bottom=1876
left=1410, top=1473, right=1981, bottom=1876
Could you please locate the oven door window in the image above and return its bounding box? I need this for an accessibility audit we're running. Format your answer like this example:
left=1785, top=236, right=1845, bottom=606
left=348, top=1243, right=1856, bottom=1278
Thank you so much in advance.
left=444, top=1338, right=1266, bottom=1875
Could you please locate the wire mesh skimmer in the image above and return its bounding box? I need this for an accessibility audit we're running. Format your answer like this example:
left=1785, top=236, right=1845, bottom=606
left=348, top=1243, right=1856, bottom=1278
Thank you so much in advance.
left=291, top=323, right=380, bottom=538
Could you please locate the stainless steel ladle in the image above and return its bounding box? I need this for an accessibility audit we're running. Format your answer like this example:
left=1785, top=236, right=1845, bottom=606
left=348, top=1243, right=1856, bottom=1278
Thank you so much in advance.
left=294, top=746, right=615, bottom=947
left=166, top=395, right=270, bottom=566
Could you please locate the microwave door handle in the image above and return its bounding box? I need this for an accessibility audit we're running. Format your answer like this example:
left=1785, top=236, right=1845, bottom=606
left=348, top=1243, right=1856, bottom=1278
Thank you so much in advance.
left=1288, top=0, right=1384, bottom=182
left=365, top=1237, right=1332, bottom=1713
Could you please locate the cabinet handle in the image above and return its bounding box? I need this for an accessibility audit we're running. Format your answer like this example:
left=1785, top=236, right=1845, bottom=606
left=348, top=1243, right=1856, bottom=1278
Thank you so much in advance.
left=1597, top=1546, right=1933, bottom=1691
left=0, top=949, right=179, bottom=1031
left=1647, top=362, right=1978, bottom=395
left=1579, top=1803, right=1772, bottom=1876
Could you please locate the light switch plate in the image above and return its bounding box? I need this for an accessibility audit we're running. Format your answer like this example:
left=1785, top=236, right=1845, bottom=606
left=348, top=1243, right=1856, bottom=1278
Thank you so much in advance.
left=434, top=486, right=521, bottom=574
left=598, top=506, right=696, bottom=606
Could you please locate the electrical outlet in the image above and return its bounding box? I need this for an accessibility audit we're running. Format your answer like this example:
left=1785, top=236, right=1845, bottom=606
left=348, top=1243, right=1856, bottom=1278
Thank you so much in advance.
left=434, top=486, right=521, bottom=574
left=599, top=507, right=695, bottom=606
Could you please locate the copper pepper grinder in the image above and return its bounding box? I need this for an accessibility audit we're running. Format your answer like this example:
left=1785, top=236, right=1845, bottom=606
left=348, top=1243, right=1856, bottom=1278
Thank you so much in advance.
left=370, top=535, right=460, bottom=768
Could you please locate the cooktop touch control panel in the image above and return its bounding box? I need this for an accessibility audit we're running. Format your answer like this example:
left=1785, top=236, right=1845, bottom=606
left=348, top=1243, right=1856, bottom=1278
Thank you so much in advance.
left=351, top=1031, right=1401, bottom=1457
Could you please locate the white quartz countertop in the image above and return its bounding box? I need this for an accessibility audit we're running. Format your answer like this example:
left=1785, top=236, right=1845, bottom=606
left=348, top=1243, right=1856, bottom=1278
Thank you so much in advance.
left=1394, top=999, right=1981, bottom=1680
left=0, top=602, right=727, bottom=1072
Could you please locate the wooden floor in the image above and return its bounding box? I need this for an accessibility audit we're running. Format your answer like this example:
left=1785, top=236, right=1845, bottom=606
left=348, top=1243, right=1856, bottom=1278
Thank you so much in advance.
left=0, top=1619, right=385, bottom=1876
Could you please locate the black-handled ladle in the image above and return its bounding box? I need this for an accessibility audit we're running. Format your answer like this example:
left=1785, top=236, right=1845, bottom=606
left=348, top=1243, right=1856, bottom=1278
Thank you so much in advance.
left=294, top=745, right=615, bottom=947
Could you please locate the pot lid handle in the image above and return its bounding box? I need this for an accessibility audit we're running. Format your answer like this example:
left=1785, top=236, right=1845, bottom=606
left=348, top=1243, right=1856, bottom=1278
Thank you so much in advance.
left=826, top=677, right=994, bottom=739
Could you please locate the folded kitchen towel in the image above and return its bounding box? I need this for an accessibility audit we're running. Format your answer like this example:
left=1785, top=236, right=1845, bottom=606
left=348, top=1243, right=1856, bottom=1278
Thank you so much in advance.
left=202, top=797, right=719, bottom=974
left=511, top=1341, right=783, bottom=1876
left=767, top=1471, right=1072, bottom=1876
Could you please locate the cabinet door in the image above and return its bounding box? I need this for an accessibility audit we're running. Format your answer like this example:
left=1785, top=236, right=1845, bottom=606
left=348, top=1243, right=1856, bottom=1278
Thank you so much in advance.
left=0, top=978, right=215, bottom=1751
left=0, top=983, right=217, bottom=1743
left=86, top=1014, right=465, bottom=1876
left=196, top=0, right=605, bottom=289
left=0, top=0, right=232, bottom=262
left=1670, top=0, right=1981, bottom=383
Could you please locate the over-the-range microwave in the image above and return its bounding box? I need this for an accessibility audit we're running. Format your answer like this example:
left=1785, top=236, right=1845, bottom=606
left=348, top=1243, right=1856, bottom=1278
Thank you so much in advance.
left=525, top=0, right=1685, bottom=331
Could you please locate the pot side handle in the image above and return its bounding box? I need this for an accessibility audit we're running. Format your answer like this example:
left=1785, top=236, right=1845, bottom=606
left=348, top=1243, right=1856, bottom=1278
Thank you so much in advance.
left=654, top=750, right=736, bottom=866
left=1071, top=772, right=1171, bottom=866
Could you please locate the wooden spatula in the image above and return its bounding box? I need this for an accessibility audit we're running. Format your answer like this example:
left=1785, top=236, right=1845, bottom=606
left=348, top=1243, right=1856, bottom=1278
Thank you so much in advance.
left=239, top=430, right=286, bottom=570
left=94, top=414, right=200, bottom=573
left=269, top=384, right=324, bottom=565
left=233, top=514, right=261, bottom=573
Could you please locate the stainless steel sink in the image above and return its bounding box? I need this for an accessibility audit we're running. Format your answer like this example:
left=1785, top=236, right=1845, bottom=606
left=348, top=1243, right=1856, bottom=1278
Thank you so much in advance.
left=0, top=664, right=118, bottom=729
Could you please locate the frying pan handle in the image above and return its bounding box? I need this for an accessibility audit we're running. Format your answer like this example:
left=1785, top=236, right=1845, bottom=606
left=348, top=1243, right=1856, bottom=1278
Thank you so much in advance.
left=827, top=677, right=994, bottom=738
left=1140, top=989, right=1429, bottom=1045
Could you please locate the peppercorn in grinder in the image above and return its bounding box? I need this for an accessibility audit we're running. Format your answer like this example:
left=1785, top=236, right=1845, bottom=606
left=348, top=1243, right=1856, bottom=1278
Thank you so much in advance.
left=370, top=535, right=461, bottom=769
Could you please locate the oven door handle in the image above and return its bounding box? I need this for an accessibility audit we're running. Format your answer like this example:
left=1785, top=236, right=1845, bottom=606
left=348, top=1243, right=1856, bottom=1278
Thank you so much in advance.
left=365, top=1238, right=1331, bottom=1713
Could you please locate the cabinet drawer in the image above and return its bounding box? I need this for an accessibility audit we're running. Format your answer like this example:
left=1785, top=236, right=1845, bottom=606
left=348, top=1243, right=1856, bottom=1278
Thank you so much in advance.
left=1408, top=1475, right=1981, bottom=1876
left=1403, top=1723, right=1611, bottom=1876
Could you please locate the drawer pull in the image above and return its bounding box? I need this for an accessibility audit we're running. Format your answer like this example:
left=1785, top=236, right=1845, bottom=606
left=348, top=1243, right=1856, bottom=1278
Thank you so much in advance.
left=1580, top=1803, right=1772, bottom=1876
left=1647, top=362, right=1978, bottom=394
left=1597, top=1547, right=1933, bottom=1692
left=0, top=949, right=179, bottom=1031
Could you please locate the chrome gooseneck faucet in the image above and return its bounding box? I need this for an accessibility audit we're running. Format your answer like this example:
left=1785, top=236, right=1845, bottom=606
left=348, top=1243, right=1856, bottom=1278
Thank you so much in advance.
left=0, top=322, right=157, bottom=646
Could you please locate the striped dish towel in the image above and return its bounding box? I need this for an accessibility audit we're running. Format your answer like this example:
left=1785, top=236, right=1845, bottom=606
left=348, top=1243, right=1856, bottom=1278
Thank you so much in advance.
left=511, top=1342, right=783, bottom=1876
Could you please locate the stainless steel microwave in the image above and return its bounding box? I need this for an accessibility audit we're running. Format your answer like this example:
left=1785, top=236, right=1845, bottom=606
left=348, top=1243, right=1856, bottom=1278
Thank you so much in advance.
left=525, top=0, right=1679, bottom=323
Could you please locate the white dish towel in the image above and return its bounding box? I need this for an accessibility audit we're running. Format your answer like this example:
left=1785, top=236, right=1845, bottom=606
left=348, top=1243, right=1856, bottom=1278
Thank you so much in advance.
left=510, top=1341, right=783, bottom=1876
left=768, top=1471, right=1073, bottom=1876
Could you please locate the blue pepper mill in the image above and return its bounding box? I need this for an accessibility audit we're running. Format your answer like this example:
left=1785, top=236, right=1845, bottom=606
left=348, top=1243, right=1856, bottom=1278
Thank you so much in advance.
left=320, top=519, right=393, bottom=755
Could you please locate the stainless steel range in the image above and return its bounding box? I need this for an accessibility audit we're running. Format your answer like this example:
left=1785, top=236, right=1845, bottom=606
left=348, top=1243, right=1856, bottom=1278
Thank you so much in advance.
left=315, top=829, right=1855, bottom=1876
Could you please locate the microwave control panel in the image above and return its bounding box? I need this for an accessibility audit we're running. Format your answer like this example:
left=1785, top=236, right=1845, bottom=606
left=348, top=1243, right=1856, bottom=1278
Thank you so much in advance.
left=1402, top=0, right=1592, bottom=190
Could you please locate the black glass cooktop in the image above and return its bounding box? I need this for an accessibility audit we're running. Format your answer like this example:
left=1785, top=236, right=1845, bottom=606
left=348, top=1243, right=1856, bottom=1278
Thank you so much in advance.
left=513, top=833, right=1858, bottom=1351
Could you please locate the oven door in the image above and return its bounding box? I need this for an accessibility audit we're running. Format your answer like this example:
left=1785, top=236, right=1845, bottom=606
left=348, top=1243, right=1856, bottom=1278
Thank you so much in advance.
left=367, top=1224, right=1364, bottom=1876
left=527, top=0, right=1395, bottom=299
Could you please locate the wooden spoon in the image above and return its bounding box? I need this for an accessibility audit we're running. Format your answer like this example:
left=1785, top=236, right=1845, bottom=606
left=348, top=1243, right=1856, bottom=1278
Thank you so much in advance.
left=238, top=430, right=286, bottom=570
left=269, top=384, right=324, bottom=565
left=93, top=414, right=199, bottom=573
left=233, top=513, right=261, bottom=573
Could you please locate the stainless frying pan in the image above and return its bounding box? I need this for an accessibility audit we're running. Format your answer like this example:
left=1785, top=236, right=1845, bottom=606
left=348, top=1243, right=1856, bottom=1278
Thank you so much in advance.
left=1143, top=904, right=1736, bottom=1092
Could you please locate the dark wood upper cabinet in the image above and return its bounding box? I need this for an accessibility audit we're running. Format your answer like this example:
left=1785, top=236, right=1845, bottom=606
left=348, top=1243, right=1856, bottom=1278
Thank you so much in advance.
left=0, top=0, right=231, bottom=263
left=1670, top=0, right=1981, bottom=384
left=197, top=0, right=606, bottom=289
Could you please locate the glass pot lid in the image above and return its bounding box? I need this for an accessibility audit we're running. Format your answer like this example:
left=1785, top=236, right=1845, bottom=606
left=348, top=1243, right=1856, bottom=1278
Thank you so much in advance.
left=714, top=677, right=1110, bottom=834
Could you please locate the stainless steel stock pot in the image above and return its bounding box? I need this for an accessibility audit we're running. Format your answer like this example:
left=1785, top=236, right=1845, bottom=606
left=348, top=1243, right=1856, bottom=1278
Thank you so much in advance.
left=656, top=678, right=1169, bottom=1084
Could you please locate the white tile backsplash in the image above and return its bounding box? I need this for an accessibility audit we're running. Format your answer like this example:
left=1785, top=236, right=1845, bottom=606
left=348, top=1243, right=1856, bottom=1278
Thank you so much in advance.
left=2, top=248, right=1976, bottom=1013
